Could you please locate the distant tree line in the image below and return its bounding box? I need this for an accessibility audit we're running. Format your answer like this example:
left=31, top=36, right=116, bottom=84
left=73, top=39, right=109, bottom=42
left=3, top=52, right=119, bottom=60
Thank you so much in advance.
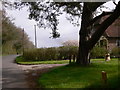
left=1, top=10, right=34, bottom=55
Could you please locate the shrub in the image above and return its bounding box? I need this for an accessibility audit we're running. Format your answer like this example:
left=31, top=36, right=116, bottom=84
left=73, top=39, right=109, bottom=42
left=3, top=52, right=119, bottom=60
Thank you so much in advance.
left=23, top=49, right=38, bottom=61
left=23, top=48, right=58, bottom=61
left=44, top=47, right=58, bottom=60
left=23, top=46, right=78, bottom=61
left=58, top=46, right=69, bottom=60
left=58, top=46, right=78, bottom=60
left=111, top=47, right=120, bottom=58
left=90, top=46, right=108, bottom=58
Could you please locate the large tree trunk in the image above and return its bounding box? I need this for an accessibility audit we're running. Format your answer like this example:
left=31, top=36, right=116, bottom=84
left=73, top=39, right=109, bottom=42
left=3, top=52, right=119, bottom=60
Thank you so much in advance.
left=76, top=1, right=120, bottom=66
left=76, top=2, right=92, bottom=66
left=77, top=46, right=90, bottom=65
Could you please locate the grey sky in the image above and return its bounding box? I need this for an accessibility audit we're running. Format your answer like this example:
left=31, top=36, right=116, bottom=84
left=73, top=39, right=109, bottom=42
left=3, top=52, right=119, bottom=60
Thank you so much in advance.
left=6, top=5, right=80, bottom=48
left=5, top=0, right=118, bottom=48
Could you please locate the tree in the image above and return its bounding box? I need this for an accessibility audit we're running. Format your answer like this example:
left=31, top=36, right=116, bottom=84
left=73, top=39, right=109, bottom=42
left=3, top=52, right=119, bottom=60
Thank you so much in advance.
left=10, top=1, right=120, bottom=65
left=62, top=40, right=78, bottom=62
left=62, top=40, right=78, bottom=47
left=78, top=2, right=120, bottom=65
left=90, top=45, right=107, bottom=58
left=2, top=9, right=34, bottom=54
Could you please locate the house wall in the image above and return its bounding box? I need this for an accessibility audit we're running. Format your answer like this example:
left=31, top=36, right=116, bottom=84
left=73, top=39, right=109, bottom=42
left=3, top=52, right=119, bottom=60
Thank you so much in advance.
left=107, top=38, right=118, bottom=52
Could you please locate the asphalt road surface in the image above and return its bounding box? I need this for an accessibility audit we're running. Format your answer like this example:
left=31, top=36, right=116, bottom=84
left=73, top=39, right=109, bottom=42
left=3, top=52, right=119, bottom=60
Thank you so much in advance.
left=2, top=55, right=67, bottom=89
left=2, top=55, right=28, bottom=89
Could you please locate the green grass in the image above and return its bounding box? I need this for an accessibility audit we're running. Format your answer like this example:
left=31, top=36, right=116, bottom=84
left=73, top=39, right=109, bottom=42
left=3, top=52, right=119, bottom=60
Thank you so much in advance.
left=15, top=56, right=69, bottom=64
left=38, top=58, right=119, bottom=88
left=1, top=54, right=8, bottom=56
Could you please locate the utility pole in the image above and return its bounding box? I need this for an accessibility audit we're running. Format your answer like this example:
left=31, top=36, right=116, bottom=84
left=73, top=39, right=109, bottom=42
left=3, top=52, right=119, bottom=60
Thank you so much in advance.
left=34, top=25, right=37, bottom=48
left=22, top=28, right=24, bottom=55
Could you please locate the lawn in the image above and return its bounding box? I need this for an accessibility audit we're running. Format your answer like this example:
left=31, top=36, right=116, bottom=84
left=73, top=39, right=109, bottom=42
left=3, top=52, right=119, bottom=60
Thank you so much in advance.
left=38, top=58, right=119, bottom=88
left=15, top=56, right=69, bottom=64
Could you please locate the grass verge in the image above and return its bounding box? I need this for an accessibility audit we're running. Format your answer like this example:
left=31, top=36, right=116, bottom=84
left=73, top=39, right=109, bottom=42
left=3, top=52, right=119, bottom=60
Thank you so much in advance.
left=38, top=58, right=119, bottom=88
left=15, top=56, right=69, bottom=64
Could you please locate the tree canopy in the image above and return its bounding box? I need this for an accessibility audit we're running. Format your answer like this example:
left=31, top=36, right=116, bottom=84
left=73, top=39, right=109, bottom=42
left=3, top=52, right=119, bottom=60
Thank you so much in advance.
left=2, top=10, right=34, bottom=54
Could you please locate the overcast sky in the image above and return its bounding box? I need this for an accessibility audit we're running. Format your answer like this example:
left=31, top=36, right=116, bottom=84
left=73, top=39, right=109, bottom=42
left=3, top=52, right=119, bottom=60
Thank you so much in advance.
left=5, top=0, right=118, bottom=48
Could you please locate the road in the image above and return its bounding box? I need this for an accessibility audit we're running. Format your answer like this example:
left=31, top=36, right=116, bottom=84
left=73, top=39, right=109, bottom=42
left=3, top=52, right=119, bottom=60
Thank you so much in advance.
left=2, top=55, right=67, bottom=89
left=2, top=55, right=28, bottom=88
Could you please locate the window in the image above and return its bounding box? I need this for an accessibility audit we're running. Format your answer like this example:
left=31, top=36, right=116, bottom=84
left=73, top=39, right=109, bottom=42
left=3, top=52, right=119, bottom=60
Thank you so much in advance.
left=116, top=40, right=120, bottom=47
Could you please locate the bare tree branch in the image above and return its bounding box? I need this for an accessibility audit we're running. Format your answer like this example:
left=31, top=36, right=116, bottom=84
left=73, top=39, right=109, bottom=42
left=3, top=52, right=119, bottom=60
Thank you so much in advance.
left=113, top=2, right=117, bottom=6
left=89, top=11, right=113, bottom=26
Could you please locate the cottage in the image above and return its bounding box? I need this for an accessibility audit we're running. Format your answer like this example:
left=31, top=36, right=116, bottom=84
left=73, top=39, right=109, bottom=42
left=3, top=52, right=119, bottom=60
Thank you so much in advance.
left=98, top=15, right=120, bottom=52
left=103, top=16, right=120, bottom=52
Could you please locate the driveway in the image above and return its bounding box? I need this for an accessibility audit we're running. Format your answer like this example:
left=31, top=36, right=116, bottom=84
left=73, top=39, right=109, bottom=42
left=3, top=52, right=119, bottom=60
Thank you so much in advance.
left=2, top=55, right=28, bottom=88
left=2, top=55, right=67, bottom=89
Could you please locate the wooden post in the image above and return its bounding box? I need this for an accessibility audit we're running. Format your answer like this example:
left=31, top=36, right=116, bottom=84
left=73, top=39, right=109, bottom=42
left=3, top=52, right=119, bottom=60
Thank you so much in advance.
left=101, top=71, right=107, bottom=85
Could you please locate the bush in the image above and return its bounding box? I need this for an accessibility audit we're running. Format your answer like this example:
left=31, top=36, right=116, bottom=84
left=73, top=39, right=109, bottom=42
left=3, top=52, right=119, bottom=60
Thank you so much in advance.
left=23, top=49, right=38, bottom=61
left=58, top=46, right=69, bottom=60
left=23, top=46, right=78, bottom=61
left=111, top=47, right=120, bottom=58
left=23, top=48, right=58, bottom=61
left=44, top=47, right=58, bottom=60
left=90, top=46, right=108, bottom=58
left=58, top=46, right=78, bottom=60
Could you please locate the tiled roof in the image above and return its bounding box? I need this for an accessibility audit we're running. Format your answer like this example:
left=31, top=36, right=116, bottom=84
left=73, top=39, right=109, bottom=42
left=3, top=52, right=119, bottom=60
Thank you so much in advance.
left=101, top=15, right=120, bottom=38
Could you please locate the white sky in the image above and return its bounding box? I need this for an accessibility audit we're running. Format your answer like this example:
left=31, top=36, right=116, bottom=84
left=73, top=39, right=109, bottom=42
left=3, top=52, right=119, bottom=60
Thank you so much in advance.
left=4, top=0, right=118, bottom=48
left=5, top=3, right=80, bottom=48
left=0, top=1, right=2, bottom=10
